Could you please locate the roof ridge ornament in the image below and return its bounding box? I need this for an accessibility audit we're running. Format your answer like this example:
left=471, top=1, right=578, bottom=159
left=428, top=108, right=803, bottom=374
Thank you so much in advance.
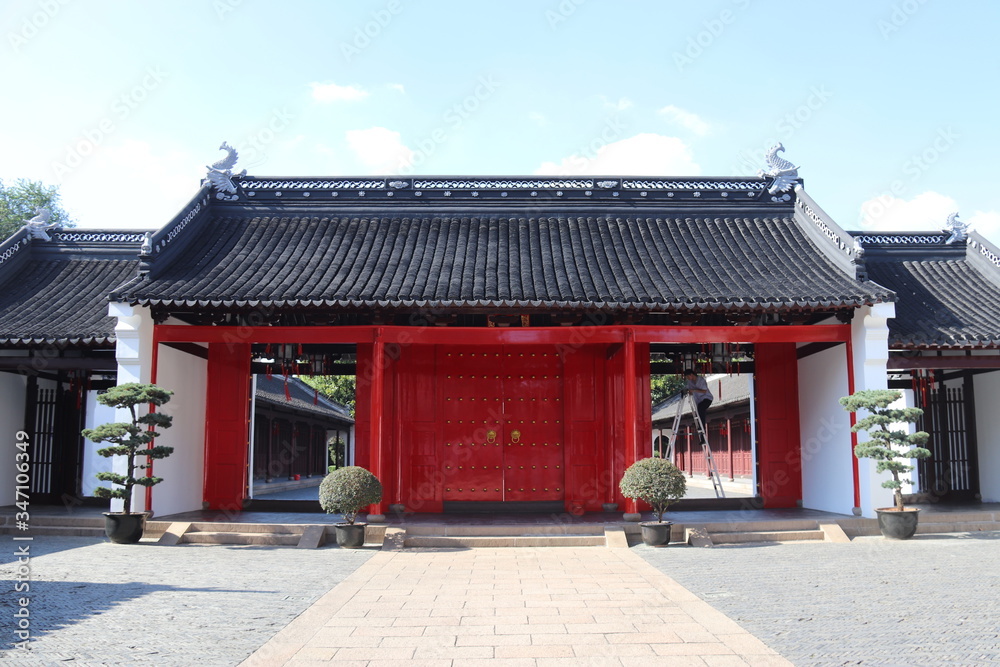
left=205, top=142, right=247, bottom=201
left=24, top=207, right=60, bottom=241
left=943, top=211, right=969, bottom=244
left=758, top=143, right=799, bottom=200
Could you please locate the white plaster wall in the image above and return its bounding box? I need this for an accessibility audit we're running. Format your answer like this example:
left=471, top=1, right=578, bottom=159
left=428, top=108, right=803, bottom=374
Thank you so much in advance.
left=0, top=373, right=27, bottom=506
left=110, top=303, right=156, bottom=513
left=147, top=344, right=208, bottom=517
left=80, top=390, right=116, bottom=497
left=974, top=370, right=1000, bottom=502
left=851, top=302, right=896, bottom=516
left=798, top=344, right=854, bottom=514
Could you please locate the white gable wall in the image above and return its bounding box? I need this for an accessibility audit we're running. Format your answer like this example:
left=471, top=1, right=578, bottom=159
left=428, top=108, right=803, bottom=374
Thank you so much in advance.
left=0, top=372, right=27, bottom=506
left=975, top=369, right=1000, bottom=502
left=798, top=344, right=854, bottom=514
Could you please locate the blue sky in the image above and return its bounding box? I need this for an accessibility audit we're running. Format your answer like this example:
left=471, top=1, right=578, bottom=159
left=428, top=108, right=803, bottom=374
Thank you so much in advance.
left=1, top=0, right=998, bottom=244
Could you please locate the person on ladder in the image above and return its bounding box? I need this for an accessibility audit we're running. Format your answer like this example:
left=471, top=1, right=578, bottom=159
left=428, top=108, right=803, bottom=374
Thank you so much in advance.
left=683, top=369, right=713, bottom=442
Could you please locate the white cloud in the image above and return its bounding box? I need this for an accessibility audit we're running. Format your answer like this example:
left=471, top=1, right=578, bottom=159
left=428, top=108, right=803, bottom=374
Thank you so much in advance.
left=528, top=111, right=547, bottom=126
left=61, top=140, right=200, bottom=230
left=345, top=127, right=414, bottom=174
left=388, top=83, right=406, bottom=94
left=969, top=210, right=1000, bottom=245
left=309, top=82, right=369, bottom=103
left=858, top=191, right=1000, bottom=246
left=600, top=95, right=633, bottom=112
left=858, top=191, right=959, bottom=232
left=534, top=133, right=700, bottom=176
left=658, top=105, right=710, bottom=136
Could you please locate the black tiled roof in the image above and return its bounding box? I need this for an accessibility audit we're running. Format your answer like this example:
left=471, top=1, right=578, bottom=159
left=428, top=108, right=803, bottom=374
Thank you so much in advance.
left=255, top=375, right=354, bottom=423
left=863, top=246, right=1000, bottom=349
left=652, top=374, right=751, bottom=424
left=0, top=236, right=141, bottom=346
left=120, top=211, right=890, bottom=312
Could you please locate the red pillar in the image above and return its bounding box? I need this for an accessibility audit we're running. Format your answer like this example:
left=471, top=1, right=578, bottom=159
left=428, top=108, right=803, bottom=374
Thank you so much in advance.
left=203, top=342, right=251, bottom=512
left=622, top=329, right=640, bottom=513
left=366, top=330, right=388, bottom=516
left=754, top=343, right=802, bottom=508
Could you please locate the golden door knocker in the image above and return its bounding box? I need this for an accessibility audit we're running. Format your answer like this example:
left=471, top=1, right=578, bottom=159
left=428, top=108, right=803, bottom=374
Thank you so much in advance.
left=511, top=429, right=521, bottom=443
left=486, top=429, right=497, bottom=443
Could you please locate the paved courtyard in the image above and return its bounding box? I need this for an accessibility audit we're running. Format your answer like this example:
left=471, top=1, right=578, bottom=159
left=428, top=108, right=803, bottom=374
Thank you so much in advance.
left=1, top=532, right=998, bottom=665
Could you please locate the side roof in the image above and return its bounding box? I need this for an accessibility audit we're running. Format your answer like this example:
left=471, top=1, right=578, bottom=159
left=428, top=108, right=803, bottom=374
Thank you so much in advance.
left=651, top=373, right=752, bottom=424
left=0, top=228, right=146, bottom=347
left=114, top=176, right=891, bottom=315
left=255, top=374, right=354, bottom=423
left=851, top=230, right=1000, bottom=349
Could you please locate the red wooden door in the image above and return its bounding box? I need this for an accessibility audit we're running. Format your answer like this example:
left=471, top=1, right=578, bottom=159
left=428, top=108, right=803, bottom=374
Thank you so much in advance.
left=436, top=346, right=565, bottom=502
left=439, top=349, right=505, bottom=501
left=502, top=347, right=564, bottom=501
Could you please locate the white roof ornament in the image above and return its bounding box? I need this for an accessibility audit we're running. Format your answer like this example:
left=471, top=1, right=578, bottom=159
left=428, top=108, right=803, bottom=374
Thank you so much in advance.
left=943, top=212, right=969, bottom=244
left=24, top=207, right=59, bottom=241
left=758, top=143, right=799, bottom=199
left=205, top=142, right=247, bottom=201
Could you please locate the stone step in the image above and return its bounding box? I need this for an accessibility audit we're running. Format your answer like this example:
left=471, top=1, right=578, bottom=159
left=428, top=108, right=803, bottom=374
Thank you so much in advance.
left=0, top=525, right=108, bottom=537
left=404, top=534, right=607, bottom=548
left=709, top=529, right=826, bottom=544
left=405, top=524, right=605, bottom=537
left=916, top=521, right=1000, bottom=534
left=701, top=520, right=820, bottom=533
left=181, top=531, right=302, bottom=546
left=186, top=522, right=309, bottom=534
left=15, top=515, right=107, bottom=528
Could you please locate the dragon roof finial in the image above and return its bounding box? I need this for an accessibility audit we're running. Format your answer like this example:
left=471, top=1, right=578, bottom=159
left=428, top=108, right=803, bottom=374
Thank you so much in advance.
left=758, top=143, right=799, bottom=197
left=943, top=212, right=969, bottom=244
left=25, top=207, right=59, bottom=242
left=205, top=141, right=247, bottom=201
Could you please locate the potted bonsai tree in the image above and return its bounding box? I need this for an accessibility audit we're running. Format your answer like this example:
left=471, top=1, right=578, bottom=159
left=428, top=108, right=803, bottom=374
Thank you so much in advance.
left=839, top=389, right=931, bottom=539
left=81, top=383, right=174, bottom=544
left=319, top=466, right=382, bottom=548
left=619, top=457, right=687, bottom=546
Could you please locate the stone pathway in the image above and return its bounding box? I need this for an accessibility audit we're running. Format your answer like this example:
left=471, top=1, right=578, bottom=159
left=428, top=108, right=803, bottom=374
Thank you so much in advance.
left=242, top=547, right=789, bottom=666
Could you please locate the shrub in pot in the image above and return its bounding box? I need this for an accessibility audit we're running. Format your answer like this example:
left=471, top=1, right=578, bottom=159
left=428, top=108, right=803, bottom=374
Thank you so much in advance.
left=319, top=466, right=383, bottom=548
left=839, top=389, right=931, bottom=539
left=619, top=457, right=687, bottom=546
left=81, top=383, right=174, bottom=544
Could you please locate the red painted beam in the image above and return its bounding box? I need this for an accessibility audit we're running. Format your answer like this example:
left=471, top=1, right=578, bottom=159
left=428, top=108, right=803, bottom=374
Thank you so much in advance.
left=887, top=355, right=1000, bottom=370
left=153, top=323, right=850, bottom=345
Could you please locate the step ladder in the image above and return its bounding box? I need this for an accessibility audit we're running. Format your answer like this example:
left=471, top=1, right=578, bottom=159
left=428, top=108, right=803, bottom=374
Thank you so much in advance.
left=663, top=392, right=726, bottom=498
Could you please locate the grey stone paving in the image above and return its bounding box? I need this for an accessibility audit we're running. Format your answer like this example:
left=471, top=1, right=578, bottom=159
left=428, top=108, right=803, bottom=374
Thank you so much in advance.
left=0, top=535, right=374, bottom=666
left=637, top=533, right=1000, bottom=666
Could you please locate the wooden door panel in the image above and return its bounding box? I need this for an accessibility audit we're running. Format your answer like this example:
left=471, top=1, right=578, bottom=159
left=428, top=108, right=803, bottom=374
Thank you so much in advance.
left=439, top=349, right=504, bottom=501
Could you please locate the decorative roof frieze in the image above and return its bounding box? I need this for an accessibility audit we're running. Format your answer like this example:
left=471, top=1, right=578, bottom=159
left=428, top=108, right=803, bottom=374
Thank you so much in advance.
left=51, top=231, right=147, bottom=244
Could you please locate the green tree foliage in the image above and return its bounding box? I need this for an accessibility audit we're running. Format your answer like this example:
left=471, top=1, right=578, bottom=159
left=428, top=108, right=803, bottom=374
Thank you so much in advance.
left=299, top=375, right=356, bottom=415
left=319, top=466, right=383, bottom=524
left=839, top=389, right=931, bottom=511
left=0, top=179, right=73, bottom=242
left=81, top=383, right=174, bottom=515
left=619, top=457, right=687, bottom=523
left=651, top=374, right=685, bottom=406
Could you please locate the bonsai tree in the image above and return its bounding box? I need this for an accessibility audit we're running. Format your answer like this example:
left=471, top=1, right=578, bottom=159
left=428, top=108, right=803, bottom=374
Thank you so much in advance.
left=81, top=383, right=174, bottom=515
left=839, top=389, right=931, bottom=511
left=319, top=466, right=382, bottom=524
left=619, top=457, right=687, bottom=522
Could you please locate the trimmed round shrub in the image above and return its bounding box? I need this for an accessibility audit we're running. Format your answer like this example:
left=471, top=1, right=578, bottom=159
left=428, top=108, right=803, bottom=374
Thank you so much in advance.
left=319, top=466, right=383, bottom=524
left=619, top=457, right=687, bottom=523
